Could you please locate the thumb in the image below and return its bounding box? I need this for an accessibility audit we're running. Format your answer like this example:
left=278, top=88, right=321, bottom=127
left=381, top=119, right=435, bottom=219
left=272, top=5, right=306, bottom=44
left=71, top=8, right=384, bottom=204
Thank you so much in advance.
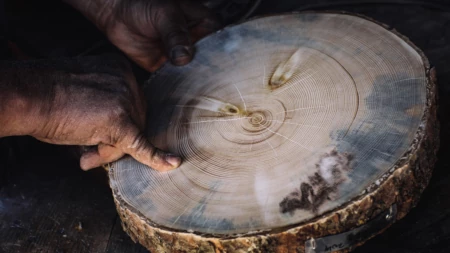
left=116, top=123, right=182, bottom=171
left=155, top=2, right=194, bottom=66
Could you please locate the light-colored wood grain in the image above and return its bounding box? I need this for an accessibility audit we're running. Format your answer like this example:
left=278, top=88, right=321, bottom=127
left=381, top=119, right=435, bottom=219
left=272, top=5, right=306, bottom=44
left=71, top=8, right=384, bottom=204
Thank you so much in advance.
left=109, top=12, right=438, bottom=252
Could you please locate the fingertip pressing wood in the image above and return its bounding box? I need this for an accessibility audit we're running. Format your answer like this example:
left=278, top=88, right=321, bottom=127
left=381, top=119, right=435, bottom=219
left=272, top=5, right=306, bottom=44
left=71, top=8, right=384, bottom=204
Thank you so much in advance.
left=109, top=12, right=438, bottom=252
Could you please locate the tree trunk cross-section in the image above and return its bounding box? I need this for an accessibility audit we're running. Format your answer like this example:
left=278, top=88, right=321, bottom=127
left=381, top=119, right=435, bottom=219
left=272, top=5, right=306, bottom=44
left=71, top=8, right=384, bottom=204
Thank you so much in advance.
left=109, top=12, right=438, bottom=252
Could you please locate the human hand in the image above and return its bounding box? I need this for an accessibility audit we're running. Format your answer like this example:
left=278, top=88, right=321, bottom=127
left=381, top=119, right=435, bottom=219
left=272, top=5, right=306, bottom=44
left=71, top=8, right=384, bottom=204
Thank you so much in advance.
left=65, top=0, right=220, bottom=71
left=0, top=55, right=181, bottom=171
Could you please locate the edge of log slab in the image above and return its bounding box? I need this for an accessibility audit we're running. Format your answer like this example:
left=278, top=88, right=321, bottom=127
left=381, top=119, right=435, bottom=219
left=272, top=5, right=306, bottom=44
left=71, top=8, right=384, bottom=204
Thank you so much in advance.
left=109, top=12, right=439, bottom=253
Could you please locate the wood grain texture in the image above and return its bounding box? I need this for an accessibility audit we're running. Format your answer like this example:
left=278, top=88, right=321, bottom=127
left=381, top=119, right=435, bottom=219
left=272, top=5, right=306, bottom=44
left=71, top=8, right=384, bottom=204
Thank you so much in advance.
left=108, top=12, right=437, bottom=252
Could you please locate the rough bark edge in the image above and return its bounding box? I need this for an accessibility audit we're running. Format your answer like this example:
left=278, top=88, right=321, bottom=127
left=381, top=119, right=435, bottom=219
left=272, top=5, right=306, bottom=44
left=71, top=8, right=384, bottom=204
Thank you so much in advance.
left=110, top=12, right=439, bottom=253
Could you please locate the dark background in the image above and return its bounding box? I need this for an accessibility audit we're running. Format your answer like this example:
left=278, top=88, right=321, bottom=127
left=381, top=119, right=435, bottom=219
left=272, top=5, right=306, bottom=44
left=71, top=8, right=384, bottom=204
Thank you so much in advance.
left=1, top=0, right=450, bottom=252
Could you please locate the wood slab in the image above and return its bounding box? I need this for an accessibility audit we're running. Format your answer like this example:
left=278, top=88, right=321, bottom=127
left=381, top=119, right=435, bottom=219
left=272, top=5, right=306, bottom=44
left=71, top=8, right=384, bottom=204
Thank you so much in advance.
left=109, top=12, right=438, bottom=252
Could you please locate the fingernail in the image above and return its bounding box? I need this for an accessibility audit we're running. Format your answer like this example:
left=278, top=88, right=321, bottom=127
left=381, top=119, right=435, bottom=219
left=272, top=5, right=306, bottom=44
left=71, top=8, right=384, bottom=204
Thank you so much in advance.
left=170, top=45, right=192, bottom=65
left=165, top=154, right=182, bottom=168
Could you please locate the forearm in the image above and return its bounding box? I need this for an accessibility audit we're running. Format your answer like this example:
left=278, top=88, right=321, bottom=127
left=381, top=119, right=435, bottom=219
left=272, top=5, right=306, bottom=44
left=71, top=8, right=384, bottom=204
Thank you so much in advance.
left=0, top=61, right=55, bottom=137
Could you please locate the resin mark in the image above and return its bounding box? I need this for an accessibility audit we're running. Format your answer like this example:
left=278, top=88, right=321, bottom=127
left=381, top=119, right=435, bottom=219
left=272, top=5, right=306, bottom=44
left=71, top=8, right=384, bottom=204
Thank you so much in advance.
left=270, top=48, right=308, bottom=88
left=179, top=96, right=242, bottom=116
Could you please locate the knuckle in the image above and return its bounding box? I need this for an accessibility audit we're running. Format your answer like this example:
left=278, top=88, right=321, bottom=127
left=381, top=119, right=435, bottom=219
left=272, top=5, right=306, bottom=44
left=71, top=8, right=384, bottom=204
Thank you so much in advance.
left=104, top=109, right=131, bottom=143
left=109, top=101, right=128, bottom=118
left=149, top=150, right=165, bottom=167
left=133, top=134, right=153, bottom=153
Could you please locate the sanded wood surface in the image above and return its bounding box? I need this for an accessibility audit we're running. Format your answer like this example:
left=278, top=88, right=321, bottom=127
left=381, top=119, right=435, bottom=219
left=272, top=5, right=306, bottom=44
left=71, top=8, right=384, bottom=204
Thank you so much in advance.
left=109, top=12, right=437, bottom=252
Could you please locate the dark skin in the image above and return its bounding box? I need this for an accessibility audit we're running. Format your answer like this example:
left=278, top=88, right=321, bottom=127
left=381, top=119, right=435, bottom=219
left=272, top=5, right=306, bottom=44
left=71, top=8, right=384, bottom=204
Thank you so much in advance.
left=65, top=0, right=219, bottom=71
left=0, top=0, right=220, bottom=171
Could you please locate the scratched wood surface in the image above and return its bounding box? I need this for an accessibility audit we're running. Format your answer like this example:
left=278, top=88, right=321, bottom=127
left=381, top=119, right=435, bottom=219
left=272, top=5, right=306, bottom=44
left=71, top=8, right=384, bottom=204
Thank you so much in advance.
left=1, top=1, right=450, bottom=252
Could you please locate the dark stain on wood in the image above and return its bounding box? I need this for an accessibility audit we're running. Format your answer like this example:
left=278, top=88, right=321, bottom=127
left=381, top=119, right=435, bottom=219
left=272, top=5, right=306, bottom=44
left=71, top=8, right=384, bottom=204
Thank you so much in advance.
left=279, top=149, right=353, bottom=215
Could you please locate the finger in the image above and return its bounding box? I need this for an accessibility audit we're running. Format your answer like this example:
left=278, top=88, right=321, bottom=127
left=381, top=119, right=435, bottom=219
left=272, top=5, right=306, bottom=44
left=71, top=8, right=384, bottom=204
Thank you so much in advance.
left=80, top=144, right=125, bottom=170
left=155, top=1, right=194, bottom=66
left=131, top=50, right=168, bottom=72
left=178, top=0, right=222, bottom=42
left=105, top=22, right=167, bottom=72
left=116, top=123, right=181, bottom=171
